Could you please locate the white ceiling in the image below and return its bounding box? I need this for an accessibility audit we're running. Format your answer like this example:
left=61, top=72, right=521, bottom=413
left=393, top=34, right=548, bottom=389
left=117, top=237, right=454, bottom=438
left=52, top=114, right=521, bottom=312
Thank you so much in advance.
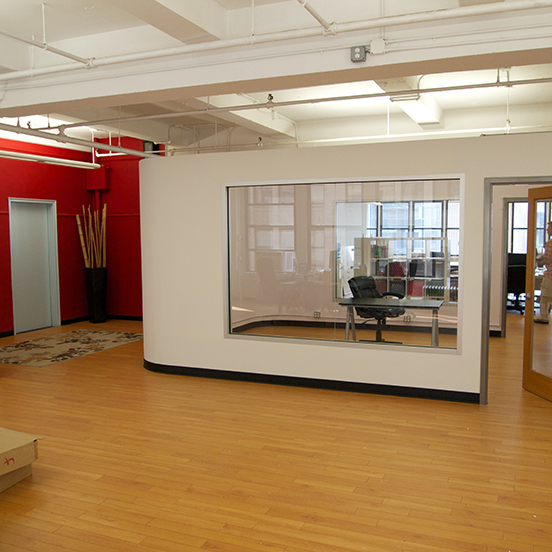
left=1, top=0, right=552, bottom=156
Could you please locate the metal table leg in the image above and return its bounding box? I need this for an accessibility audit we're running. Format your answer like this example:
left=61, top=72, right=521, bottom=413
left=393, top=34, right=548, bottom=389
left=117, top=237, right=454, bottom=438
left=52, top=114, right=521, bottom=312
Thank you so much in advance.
left=345, top=306, right=357, bottom=341
left=431, top=308, right=439, bottom=347
left=345, top=306, right=350, bottom=340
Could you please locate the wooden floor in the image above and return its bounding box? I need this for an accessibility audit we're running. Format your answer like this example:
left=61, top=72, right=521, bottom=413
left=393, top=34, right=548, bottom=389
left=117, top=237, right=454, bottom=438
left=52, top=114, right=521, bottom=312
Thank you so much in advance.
left=240, top=323, right=458, bottom=348
left=1, top=316, right=551, bottom=552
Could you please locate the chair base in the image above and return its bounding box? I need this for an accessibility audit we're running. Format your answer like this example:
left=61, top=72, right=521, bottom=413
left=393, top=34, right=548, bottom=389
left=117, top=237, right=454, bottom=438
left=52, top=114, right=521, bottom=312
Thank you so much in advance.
left=359, top=339, right=402, bottom=344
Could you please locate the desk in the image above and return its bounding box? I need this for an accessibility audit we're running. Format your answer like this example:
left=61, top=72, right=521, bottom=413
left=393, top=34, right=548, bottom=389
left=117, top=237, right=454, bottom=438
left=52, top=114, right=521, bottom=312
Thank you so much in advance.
left=339, top=297, right=444, bottom=346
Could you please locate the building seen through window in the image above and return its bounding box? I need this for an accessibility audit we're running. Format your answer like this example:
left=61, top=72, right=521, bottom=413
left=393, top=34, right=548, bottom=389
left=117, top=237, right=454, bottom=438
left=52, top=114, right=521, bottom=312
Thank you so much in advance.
left=228, top=178, right=461, bottom=349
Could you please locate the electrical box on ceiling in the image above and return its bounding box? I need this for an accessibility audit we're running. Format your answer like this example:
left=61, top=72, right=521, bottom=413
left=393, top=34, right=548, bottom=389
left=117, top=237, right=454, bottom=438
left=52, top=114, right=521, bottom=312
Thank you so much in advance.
left=369, top=38, right=386, bottom=55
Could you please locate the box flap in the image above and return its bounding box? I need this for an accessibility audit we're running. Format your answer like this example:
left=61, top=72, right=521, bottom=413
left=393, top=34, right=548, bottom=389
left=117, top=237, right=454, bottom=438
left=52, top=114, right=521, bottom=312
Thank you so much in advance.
left=0, top=427, right=42, bottom=476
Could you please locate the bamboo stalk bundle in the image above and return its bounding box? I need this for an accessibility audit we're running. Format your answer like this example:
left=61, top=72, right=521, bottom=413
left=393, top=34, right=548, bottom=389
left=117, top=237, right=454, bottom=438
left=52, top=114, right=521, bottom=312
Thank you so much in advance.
left=76, top=204, right=107, bottom=268
left=75, top=214, right=89, bottom=268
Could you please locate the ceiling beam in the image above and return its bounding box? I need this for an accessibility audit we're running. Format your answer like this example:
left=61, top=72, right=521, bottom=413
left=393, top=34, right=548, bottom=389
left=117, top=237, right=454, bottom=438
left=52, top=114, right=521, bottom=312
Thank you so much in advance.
left=0, top=35, right=30, bottom=72
left=186, top=96, right=297, bottom=138
left=109, top=0, right=227, bottom=43
left=377, top=77, right=443, bottom=129
left=458, top=0, right=504, bottom=5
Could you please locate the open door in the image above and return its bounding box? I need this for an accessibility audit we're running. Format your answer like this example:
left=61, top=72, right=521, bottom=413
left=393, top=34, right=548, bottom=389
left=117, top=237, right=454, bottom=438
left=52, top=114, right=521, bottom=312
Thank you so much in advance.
left=523, top=186, right=552, bottom=401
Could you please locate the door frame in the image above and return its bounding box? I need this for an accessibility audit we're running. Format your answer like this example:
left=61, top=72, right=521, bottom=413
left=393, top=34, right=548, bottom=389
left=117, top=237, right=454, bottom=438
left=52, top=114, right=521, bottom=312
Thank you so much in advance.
left=8, top=197, right=61, bottom=334
left=484, top=177, right=552, bottom=404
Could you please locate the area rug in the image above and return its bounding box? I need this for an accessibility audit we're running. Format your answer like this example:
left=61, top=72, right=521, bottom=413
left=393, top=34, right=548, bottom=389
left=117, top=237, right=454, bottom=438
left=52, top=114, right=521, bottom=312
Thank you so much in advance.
left=0, top=330, right=142, bottom=367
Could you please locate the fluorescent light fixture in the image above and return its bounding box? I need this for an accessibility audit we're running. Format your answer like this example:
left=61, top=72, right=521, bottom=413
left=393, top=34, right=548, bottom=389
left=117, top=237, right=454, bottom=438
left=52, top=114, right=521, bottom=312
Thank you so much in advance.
left=0, top=149, right=101, bottom=169
left=391, top=94, right=443, bottom=127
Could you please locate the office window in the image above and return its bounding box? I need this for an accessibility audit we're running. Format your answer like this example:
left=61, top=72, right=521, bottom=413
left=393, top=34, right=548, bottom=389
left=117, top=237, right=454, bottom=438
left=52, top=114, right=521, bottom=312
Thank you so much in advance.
left=509, top=202, right=528, bottom=254
left=413, top=201, right=443, bottom=255
left=227, top=178, right=461, bottom=350
left=381, top=202, right=409, bottom=237
left=381, top=202, right=409, bottom=256
left=508, top=201, right=551, bottom=254
left=447, top=201, right=460, bottom=257
left=366, top=203, right=378, bottom=237
left=536, top=201, right=551, bottom=252
left=247, top=185, right=295, bottom=272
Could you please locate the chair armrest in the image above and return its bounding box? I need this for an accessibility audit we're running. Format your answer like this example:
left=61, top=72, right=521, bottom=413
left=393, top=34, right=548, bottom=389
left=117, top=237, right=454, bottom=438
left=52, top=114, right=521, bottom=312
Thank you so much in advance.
left=381, top=292, right=405, bottom=299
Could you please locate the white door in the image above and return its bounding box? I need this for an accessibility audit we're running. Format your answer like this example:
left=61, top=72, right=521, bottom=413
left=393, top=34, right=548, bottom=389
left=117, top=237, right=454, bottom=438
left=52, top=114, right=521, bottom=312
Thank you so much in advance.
left=9, top=199, right=61, bottom=334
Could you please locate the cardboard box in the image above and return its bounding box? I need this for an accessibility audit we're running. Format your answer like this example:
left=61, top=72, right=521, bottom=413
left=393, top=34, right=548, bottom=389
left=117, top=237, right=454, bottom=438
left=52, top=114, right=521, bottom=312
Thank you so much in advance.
left=0, top=427, right=41, bottom=493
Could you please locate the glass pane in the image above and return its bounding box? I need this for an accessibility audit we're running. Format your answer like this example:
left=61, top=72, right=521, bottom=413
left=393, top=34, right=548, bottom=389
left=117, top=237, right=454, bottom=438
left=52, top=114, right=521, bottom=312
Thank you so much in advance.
left=512, top=229, right=528, bottom=254
left=533, top=218, right=552, bottom=378
left=228, top=179, right=460, bottom=350
left=513, top=203, right=528, bottom=228
left=536, top=201, right=545, bottom=228
left=280, top=229, right=295, bottom=249
left=448, top=230, right=460, bottom=256
left=366, top=203, right=378, bottom=232
left=447, top=202, right=460, bottom=228
left=256, top=229, right=272, bottom=248
left=414, top=202, right=442, bottom=228
left=382, top=203, right=409, bottom=229
left=311, top=229, right=324, bottom=248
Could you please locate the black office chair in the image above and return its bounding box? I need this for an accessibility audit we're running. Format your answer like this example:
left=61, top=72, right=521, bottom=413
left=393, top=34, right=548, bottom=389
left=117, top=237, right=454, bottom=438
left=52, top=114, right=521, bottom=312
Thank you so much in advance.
left=348, top=276, right=406, bottom=342
left=507, top=266, right=526, bottom=313
left=506, top=253, right=526, bottom=314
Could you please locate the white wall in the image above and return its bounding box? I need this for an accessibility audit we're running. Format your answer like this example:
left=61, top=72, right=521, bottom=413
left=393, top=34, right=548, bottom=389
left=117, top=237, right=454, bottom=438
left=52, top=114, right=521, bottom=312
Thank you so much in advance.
left=140, top=133, right=552, bottom=396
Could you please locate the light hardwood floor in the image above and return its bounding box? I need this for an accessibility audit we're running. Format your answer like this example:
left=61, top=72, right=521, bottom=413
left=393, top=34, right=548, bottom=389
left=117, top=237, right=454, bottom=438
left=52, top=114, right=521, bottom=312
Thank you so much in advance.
left=1, top=316, right=551, bottom=552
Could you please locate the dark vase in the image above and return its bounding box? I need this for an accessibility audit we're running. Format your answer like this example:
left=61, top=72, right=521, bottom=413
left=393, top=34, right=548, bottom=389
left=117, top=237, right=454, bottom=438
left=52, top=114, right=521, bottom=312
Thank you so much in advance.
left=85, top=267, right=108, bottom=323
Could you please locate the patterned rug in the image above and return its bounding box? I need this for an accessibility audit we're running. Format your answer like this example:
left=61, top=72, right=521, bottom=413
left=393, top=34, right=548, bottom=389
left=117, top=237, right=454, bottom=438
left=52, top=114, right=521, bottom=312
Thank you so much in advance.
left=0, top=330, right=143, bottom=367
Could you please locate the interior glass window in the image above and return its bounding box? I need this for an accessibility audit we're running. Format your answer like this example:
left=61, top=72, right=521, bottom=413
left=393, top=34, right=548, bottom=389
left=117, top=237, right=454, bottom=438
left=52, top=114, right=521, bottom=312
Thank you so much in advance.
left=227, top=178, right=461, bottom=349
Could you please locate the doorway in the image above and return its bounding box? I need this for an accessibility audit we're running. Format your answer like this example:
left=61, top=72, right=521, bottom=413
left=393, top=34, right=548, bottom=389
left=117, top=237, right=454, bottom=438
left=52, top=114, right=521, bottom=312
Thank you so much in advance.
left=484, top=177, right=552, bottom=404
left=9, top=198, right=61, bottom=334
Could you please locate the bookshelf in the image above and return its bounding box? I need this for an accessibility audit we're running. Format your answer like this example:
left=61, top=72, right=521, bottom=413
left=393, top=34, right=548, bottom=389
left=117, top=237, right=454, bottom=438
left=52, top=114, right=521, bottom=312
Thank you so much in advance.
left=353, top=237, right=456, bottom=302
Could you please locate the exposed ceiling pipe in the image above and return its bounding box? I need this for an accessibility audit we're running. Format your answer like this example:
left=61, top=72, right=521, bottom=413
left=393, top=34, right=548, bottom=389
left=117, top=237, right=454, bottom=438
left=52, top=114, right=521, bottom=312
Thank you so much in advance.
left=0, top=0, right=551, bottom=83
left=0, top=29, right=90, bottom=65
left=0, top=121, right=158, bottom=158
left=0, top=148, right=101, bottom=169
left=296, top=0, right=335, bottom=33
left=171, top=127, right=552, bottom=153
left=40, top=75, right=552, bottom=132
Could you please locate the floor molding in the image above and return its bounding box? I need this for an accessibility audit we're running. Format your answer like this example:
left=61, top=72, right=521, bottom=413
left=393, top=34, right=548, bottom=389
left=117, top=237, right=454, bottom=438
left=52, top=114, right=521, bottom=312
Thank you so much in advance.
left=144, top=359, right=480, bottom=404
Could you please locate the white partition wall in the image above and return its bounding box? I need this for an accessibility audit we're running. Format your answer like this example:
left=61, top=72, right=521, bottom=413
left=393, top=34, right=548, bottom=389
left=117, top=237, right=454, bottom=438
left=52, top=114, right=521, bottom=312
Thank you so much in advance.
left=139, top=133, right=552, bottom=403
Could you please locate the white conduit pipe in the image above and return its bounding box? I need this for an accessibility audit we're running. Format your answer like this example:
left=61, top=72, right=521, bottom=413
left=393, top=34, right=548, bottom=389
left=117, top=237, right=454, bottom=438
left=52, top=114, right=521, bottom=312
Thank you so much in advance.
left=1, top=0, right=551, bottom=83
left=296, top=0, right=334, bottom=33
left=0, top=121, right=158, bottom=158
left=0, top=29, right=90, bottom=65
left=45, top=75, right=552, bottom=132
left=0, top=149, right=101, bottom=169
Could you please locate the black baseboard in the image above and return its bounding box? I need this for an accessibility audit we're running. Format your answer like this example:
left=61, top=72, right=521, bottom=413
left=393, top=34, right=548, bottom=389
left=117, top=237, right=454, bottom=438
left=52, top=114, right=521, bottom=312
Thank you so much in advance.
left=144, top=359, right=480, bottom=404
left=107, top=315, right=143, bottom=321
left=61, top=315, right=143, bottom=325
left=61, top=316, right=89, bottom=325
left=0, top=330, right=14, bottom=338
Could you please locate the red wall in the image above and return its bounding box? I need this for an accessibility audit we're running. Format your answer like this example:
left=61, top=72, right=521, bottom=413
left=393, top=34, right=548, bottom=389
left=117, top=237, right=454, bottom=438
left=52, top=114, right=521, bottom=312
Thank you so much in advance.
left=0, top=137, right=143, bottom=334
left=94, top=138, right=143, bottom=318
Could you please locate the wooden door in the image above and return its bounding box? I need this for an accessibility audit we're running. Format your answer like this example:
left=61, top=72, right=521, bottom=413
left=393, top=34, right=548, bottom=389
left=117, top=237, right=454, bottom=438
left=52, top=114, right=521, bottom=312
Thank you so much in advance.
left=523, top=186, right=552, bottom=401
